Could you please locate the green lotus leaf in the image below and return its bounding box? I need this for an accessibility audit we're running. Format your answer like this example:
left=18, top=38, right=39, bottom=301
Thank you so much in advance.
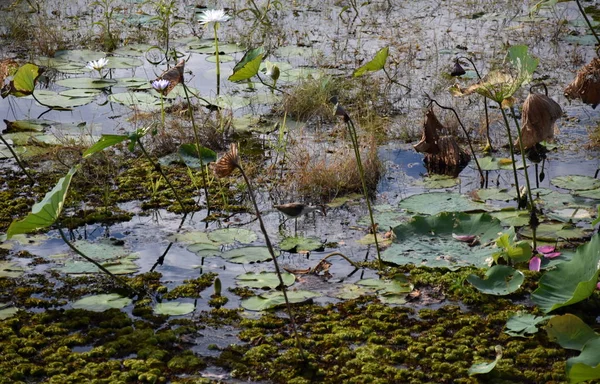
left=8, top=63, right=41, bottom=97
left=34, top=57, right=85, bottom=73
left=235, top=271, right=295, bottom=289
left=54, top=49, right=105, bottom=63
left=417, top=174, right=459, bottom=189
left=574, top=188, right=600, bottom=200
left=551, top=175, right=600, bottom=191
left=489, top=210, right=530, bottom=227
left=57, top=254, right=139, bottom=275
left=382, top=212, right=502, bottom=269
left=476, top=156, right=524, bottom=171
left=115, top=77, right=152, bottom=90
left=279, top=236, right=323, bottom=252
left=567, top=338, right=600, bottom=383
left=467, top=265, right=524, bottom=296
left=0, top=261, right=25, bottom=278
left=0, top=306, right=18, bottom=320
left=154, top=302, right=195, bottom=316
left=357, top=276, right=413, bottom=295
left=398, top=192, right=488, bottom=215
left=519, top=222, right=589, bottom=242
left=532, top=188, right=583, bottom=210
left=468, top=346, right=503, bottom=376
left=353, top=46, right=389, bottom=77
left=59, top=88, right=102, bottom=98
left=187, top=242, right=220, bottom=258
left=229, top=47, right=265, bottom=82
left=108, top=91, right=163, bottom=111
left=505, top=312, right=552, bottom=337
left=546, top=208, right=593, bottom=223
left=106, top=56, right=143, bottom=69
left=241, top=290, right=319, bottom=311
left=532, top=235, right=600, bottom=313
left=55, top=77, right=118, bottom=89
left=71, top=293, right=132, bottom=312
left=208, top=228, right=257, bottom=245
left=29, top=90, right=95, bottom=109
left=220, top=246, right=274, bottom=264
left=471, top=188, right=515, bottom=202
left=546, top=314, right=598, bottom=351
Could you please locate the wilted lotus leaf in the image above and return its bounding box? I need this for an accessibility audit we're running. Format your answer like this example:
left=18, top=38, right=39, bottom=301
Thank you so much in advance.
left=0, top=58, right=18, bottom=85
left=564, top=58, right=600, bottom=109
left=515, top=93, right=562, bottom=150
left=155, top=59, right=185, bottom=95
left=414, top=108, right=441, bottom=154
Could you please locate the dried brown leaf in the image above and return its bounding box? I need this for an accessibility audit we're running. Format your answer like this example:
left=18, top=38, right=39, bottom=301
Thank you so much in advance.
left=564, top=58, right=600, bottom=109
left=516, top=93, right=562, bottom=150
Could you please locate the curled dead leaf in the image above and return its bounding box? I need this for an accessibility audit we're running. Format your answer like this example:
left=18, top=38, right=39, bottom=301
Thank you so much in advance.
left=154, top=59, right=185, bottom=96
left=565, top=58, right=600, bottom=109
left=414, top=108, right=441, bottom=154
left=515, top=93, right=562, bottom=150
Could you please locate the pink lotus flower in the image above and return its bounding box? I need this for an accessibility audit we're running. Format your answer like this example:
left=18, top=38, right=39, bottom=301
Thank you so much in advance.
left=529, top=256, right=541, bottom=272
left=597, top=282, right=600, bottom=290
left=537, top=245, right=561, bottom=259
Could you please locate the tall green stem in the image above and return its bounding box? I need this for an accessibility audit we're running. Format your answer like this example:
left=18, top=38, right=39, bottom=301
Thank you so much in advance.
left=159, top=94, right=165, bottom=129
left=182, top=83, right=211, bottom=213
left=509, top=106, right=537, bottom=250
left=499, top=106, right=522, bottom=206
left=345, top=116, right=383, bottom=270
left=213, top=22, right=221, bottom=96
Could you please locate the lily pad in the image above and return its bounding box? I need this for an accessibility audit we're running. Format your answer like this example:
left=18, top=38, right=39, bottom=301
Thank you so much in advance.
left=546, top=208, right=593, bottom=223
left=71, top=293, right=132, bottom=312
left=59, top=88, right=102, bottom=98
left=56, top=77, right=118, bottom=89
left=477, top=156, right=524, bottom=171
left=574, top=188, right=600, bottom=200
left=154, top=301, right=195, bottom=316
left=467, top=265, right=524, bottom=295
left=208, top=228, right=257, bottom=245
left=108, top=91, right=163, bottom=111
left=105, top=56, right=143, bottom=69
left=115, top=77, right=152, bottom=90
left=168, top=230, right=212, bottom=244
left=241, top=290, right=319, bottom=311
left=54, top=49, right=105, bottom=63
left=279, top=236, right=323, bottom=252
left=220, top=246, right=275, bottom=264
left=357, top=276, right=413, bottom=295
left=113, top=43, right=155, bottom=56
left=0, top=306, right=18, bottom=320
left=206, top=54, right=234, bottom=63
left=31, top=90, right=95, bottom=109
left=567, top=338, right=600, bottom=383
left=546, top=314, right=598, bottom=351
left=329, top=284, right=373, bottom=300
left=519, top=222, right=589, bottom=242
left=505, top=312, right=552, bottom=337
left=471, top=188, right=515, bottom=202
left=235, top=271, right=295, bottom=289
left=187, top=242, right=220, bottom=258
left=489, top=209, right=530, bottom=227
left=382, top=212, right=502, bottom=269
left=398, top=192, right=488, bottom=215
left=204, top=95, right=251, bottom=110
left=416, top=174, right=460, bottom=189
left=0, top=261, right=25, bottom=278
left=532, top=188, right=581, bottom=210
left=551, top=175, right=600, bottom=191
left=468, top=346, right=503, bottom=376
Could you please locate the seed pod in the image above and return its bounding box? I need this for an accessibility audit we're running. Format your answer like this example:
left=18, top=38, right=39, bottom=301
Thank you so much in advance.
left=515, top=93, right=562, bottom=150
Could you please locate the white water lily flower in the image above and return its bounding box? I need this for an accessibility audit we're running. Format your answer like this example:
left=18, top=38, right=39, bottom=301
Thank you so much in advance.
left=86, top=57, right=109, bottom=71
left=152, top=79, right=170, bottom=91
left=198, top=9, right=230, bottom=25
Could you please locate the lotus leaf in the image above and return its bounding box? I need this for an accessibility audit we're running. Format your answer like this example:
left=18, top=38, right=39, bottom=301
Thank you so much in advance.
left=532, top=188, right=581, bottom=210
left=105, top=56, right=143, bottom=69
left=208, top=228, right=257, bottom=245
left=567, top=338, right=600, bottom=383
left=241, top=290, right=319, bottom=311
left=382, top=213, right=501, bottom=269
left=154, top=302, right=195, bottom=316
left=532, top=235, right=600, bottom=313
left=168, top=230, right=212, bottom=244
left=59, top=89, right=102, bottom=98
left=279, top=236, right=323, bottom=252
left=519, top=222, right=589, bottom=242
left=398, top=192, right=488, bottom=215
left=0, top=261, right=25, bottom=278
left=471, top=188, right=515, bottom=202
left=56, top=77, right=118, bottom=89
left=221, top=246, right=274, bottom=264
left=505, top=312, right=552, bottom=337
left=187, top=242, right=220, bottom=258
left=467, top=265, right=524, bottom=295
left=468, top=346, right=503, bottom=376
left=0, top=306, right=18, bottom=320
left=546, top=314, right=598, bottom=351
left=353, top=46, right=389, bottom=77
left=551, top=175, right=600, bottom=191
left=31, top=90, right=95, bottom=109
left=71, top=293, right=132, bottom=312
left=54, top=49, right=105, bottom=63
left=476, top=156, right=524, bottom=171
left=574, top=188, right=600, bottom=200
left=489, top=210, right=530, bottom=227
left=417, top=174, right=460, bottom=189
left=235, top=271, right=295, bottom=289
left=109, top=92, right=163, bottom=111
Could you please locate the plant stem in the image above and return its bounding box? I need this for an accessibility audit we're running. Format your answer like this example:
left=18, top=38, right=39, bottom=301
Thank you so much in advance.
left=159, top=94, right=165, bottom=129
left=510, top=106, right=538, bottom=249
left=214, top=22, right=221, bottom=96
left=345, top=116, right=383, bottom=270
left=0, top=134, right=35, bottom=185
left=499, top=106, right=522, bottom=207
left=137, top=140, right=188, bottom=213
left=575, top=0, right=600, bottom=46
left=236, top=165, right=305, bottom=356
left=182, top=83, right=211, bottom=214
left=58, top=227, right=140, bottom=295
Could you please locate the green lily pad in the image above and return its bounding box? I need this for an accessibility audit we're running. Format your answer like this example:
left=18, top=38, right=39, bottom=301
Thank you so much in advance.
left=55, top=77, right=117, bottom=89
left=190, top=43, right=244, bottom=54
left=235, top=271, right=295, bottom=289
left=471, top=188, right=515, bottom=202
left=154, top=301, right=195, bottom=316
left=220, top=246, right=275, bottom=264
left=108, top=91, right=163, bottom=111
left=382, top=212, right=501, bottom=269
left=58, top=254, right=139, bottom=275
left=551, top=175, right=600, bottom=191
left=34, top=57, right=85, bottom=73
left=329, top=284, right=373, bottom=300
left=3, top=119, right=51, bottom=133
left=54, top=49, right=105, bottom=63
left=398, top=192, right=488, bottom=215
left=149, top=84, right=201, bottom=100
left=115, top=77, right=152, bottom=90
left=417, top=175, right=460, bottom=189
left=113, top=43, right=155, bottom=56
left=241, top=290, right=319, bottom=311
left=106, top=56, right=143, bottom=69
left=574, top=188, right=600, bottom=200
left=356, top=233, right=393, bottom=247
left=187, top=242, right=220, bottom=258
left=0, top=306, right=18, bottom=320
left=208, top=228, right=257, bottom=245
left=205, top=95, right=251, bottom=110
left=59, top=88, right=102, bottom=98
left=546, top=208, right=593, bottom=223
left=505, top=312, right=552, bottom=337
left=71, top=293, right=132, bottom=312
left=31, top=90, right=95, bottom=109
left=489, top=209, right=530, bottom=227
left=477, top=157, right=524, bottom=171
left=0, top=261, right=25, bottom=278
left=279, top=236, right=323, bottom=252
left=546, top=314, right=597, bottom=351
left=468, top=346, right=503, bottom=376
left=519, top=222, right=589, bottom=242
left=467, top=265, right=524, bottom=296
left=532, top=188, right=581, bottom=210
left=279, top=67, right=320, bottom=83
left=532, top=235, right=600, bottom=313
left=357, top=276, right=413, bottom=295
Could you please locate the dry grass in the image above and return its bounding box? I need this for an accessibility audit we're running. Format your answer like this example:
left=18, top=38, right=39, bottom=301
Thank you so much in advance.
left=284, top=135, right=383, bottom=202
left=281, top=75, right=341, bottom=122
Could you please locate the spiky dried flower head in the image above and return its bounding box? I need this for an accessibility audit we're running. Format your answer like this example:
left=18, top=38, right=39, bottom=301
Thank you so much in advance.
left=213, top=143, right=239, bottom=178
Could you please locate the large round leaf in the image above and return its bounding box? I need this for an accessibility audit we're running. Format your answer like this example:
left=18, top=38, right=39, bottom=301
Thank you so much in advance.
left=108, top=91, right=162, bottom=111
left=551, top=175, right=600, bottom=191
left=154, top=302, right=195, bottom=316
left=236, top=271, right=295, bottom=289
left=466, top=265, right=525, bottom=296
left=279, top=236, right=323, bottom=252
left=241, top=290, right=319, bottom=311
left=71, top=293, right=132, bottom=312
left=56, top=77, right=118, bottom=89
left=220, top=246, right=275, bottom=264
left=208, top=228, right=257, bottom=245
left=398, top=192, right=488, bottom=215
left=519, top=222, right=589, bottom=242
left=0, top=261, right=25, bottom=278
left=382, top=212, right=502, bottom=269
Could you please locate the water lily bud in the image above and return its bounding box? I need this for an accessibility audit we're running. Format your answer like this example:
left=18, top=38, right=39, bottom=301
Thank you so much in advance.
left=214, top=277, right=222, bottom=296
left=270, top=64, right=280, bottom=82
left=450, top=60, right=466, bottom=77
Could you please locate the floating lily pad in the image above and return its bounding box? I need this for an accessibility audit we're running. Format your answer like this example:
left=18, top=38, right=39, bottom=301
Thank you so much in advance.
left=71, top=293, right=132, bottom=312
left=108, top=91, right=163, bottom=111
left=54, top=49, right=106, bottom=63
left=519, top=222, right=589, bottom=242
left=551, top=175, right=600, bottom=191
left=205, top=94, right=251, bottom=110
left=115, top=77, right=152, bottom=90
left=0, top=261, right=25, bottom=278
left=106, top=56, right=143, bottom=69
left=546, top=314, right=597, bottom=351
left=59, top=88, right=102, bottom=98
left=399, top=192, right=488, bottom=215
left=241, top=290, right=319, bottom=311
left=382, top=212, right=502, bottom=269
left=208, top=228, right=257, bottom=245
left=34, top=57, right=85, bottom=73
left=31, top=90, right=95, bottom=109
left=505, top=312, right=552, bottom=337
left=546, top=208, right=593, bottom=223
left=489, top=209, right=530, bottom=227
left=471, top=188, right=515, bottom=202
left=3, top=119, right=51, bottom=133
left=357, top=276, right=413, bottom=295
left=467, top=265, right=524, bottom=296
left=220, top=246, right=274, bottom=264
left=235, top=271, right=295, bottom=289
left=356, top=233, right=393, bottom=247
left=154, top=301, right=195, bottom=316
left=55, top=77, right=117, bottom=89
left=168, top=230, right=212, bottom=244
left=279, top=236, right=323, bottom=252
left=329, top=284, right=373, bottom=300
left=113, top=43, right=155, bottom=56
left=417, top=174, right=460, bottom=189
left=187, top=242, right=220, bottom=258
left=532, top=188, right=581, bottom=210
left=58, top=254, right=139, bottom=275
left=477, top=156, right=524, bottom=171
left=279, top=67, right=320, bottom=82
left=574, top=188, right=600, bottom=200
left=190, top=43, right=244, bottom=54
left=0, top=306, right=18, bottom=320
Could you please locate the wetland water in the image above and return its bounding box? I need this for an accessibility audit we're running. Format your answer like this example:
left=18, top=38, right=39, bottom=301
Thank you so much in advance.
left=1, top=0, right=600, bottom=383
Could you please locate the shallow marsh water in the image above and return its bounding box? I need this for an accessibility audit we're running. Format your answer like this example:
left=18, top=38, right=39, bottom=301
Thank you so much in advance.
left=1, top=0, right=600, bottom=382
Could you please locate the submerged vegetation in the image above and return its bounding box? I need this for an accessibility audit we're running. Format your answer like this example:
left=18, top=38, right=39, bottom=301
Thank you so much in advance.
left=1, top=0, right=600, bottom=383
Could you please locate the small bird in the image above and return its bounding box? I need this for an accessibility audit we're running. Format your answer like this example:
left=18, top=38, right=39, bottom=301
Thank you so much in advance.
left=274, top=203, right=326, bottom=231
